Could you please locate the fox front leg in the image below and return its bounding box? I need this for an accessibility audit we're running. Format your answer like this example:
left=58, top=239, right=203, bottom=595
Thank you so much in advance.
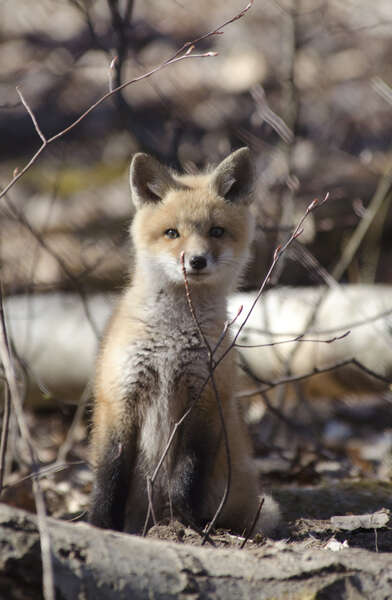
left=89, top=431, right=137, bottom=531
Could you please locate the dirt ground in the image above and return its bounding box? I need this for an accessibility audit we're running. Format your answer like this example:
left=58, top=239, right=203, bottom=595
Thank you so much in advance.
left=2, top=389, right=391, bottom=557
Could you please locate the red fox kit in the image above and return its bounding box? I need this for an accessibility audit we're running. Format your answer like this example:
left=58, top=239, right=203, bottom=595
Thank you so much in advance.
left=89, top=148, right=279, bottom=535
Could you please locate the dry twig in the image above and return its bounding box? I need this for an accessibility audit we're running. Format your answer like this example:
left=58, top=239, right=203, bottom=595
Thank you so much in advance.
left=236, top=357, right=392, bottom=400
left=142, top=193, right=329, bottom=540
left=0, top=0, right=253, bottom=202
left=179, top=253, right=232, bottom=545
left=0, top=285, right=55, bottom=600
left=240, top=497, right=265, bottom=549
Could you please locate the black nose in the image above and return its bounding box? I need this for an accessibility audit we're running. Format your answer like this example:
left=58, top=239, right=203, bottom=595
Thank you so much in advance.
left=190, top=255, right=207, bottom=270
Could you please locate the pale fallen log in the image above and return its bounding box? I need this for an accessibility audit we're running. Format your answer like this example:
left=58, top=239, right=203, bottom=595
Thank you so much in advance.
left=3, top=293, right=113, bottom=405
left=1, top=502, right=392, bottom=600
left=229, top=284, right=392, bottom=398
left=3, top=285, right=392, bottom=406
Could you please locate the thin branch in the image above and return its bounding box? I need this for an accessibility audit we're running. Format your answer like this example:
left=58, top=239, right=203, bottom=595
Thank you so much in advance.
left=180, top=252, right=212, bottom=355
left=236, top=357, right=392, bottom=399
left=332, top=162, right=392, bottom=281
left=240, top=497, right=265, bottom=549
left=0, top=0, right=253, bottom=202
left=108, top=56, right=118, bottom=92
left=147, top=477, right=157, bottom=528
left=213, top=304, right=243, bottom=355
left=169, top=0, right=254, bottom=62
left=237, top=354, right=313, bottom=434
left=1, top=52, right=214, bottom=200
left=16, top=86, right=47, bottom=143
left=251, top=85, right=293, bottom=144
left=221, top=194, right=330, bottom=362
left=201, top=375, right=231, bottom=545
left=68, top=0, right=108, bottom=52
left=56, top=380, right=91, bottom=465
left=0, top=372, right=11, bottom=495
left=0, top=284, right=55, bottom=600
left=143, top=193, right=330, bottom=539
left=142, top=375, right=212, bottom=538
left=2, top=193, right=100, bottom=338
left=372, top=76, right=392, bottom=106
left=180, top=254, right=231, bottom=545
left=1, top=460, right=84, bottom=491
left=0, top=282, right=12, bottom=495
left=235, top=330, right=350, bottom=348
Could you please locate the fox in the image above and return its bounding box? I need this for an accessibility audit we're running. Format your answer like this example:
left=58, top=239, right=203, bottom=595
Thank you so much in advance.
left=88, top=147, right=280, bottom=536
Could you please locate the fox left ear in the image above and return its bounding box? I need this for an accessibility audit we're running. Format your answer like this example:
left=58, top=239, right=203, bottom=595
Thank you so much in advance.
left=130, top=153, right=180, bottom=209
left=210, top=147, right=254, bottom=205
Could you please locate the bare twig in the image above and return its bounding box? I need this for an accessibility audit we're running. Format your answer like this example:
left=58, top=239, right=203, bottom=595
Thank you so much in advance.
left=239, top=304, right=392, bottom=338
left=2, top=193, right=100, bottom=338
left=236, top=357, right=392, bottom=399
left=141, top=374, right=216, bottom=547
left=1, top=52, right=214, bottom=201
left=213, top=304, right=243, bottom=355
left=68, top=0, right=108, bottom=52
left=141, top=373, right=212, bottom=539
left=201, top=374, right=231, bottom=545
left=143, top=193, right=330, bottom=539
left=332, top=162, right=392, bottom=281
left=169, top=0, right=254, bottom=62
left=179, top=254, right=232, bottom=544
left=0, top=0, right=253, bottom=202
left=1, top=460, right=84, bottom=491
left=108, top=56, right=118, bottom=92
left=235, top=330, right=350, bottom=348
left=16, top=87, right=46, bottom=143
left=56, top=380, right=92, bottom=465
left=251, top=85, right=293, bottom=144
left=0, top=281, right=12, bottom=494
left=0, top=385, right=11, bottom=494
left=180, top=252, right=212, bottom=356
left=223, top=194, right=330, bottom=357
left=240, top=497, right=265, bottom=549
left=0, top=285, right=55, bottom=600
left=372, top=76, right=392, bottom=106
left=146, top=477, right=157, bottom=528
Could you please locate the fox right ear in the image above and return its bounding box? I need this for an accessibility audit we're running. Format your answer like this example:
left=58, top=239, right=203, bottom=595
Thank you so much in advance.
left=130, top=153, right=178, bottom=208
left=210, top=147, right=254, bottom=205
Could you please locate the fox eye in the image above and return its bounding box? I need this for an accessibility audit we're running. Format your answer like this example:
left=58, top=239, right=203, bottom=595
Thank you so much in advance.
left=209, top=226, right=225, bottom=238
left=165, top=228, right=180, bottom=239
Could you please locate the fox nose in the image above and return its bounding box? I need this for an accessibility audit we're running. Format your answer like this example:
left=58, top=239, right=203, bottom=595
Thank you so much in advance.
left=189, top=255, right=207, bottom=270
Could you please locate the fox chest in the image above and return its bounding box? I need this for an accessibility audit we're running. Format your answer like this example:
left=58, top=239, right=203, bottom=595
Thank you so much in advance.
left=119, top=329, right=210, bottom=407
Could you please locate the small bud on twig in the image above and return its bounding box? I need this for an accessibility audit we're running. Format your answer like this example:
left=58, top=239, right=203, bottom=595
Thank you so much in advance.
left=273, top=245, right=281, bottom=262
left=226, top=304, right=243, bottom=328
left=307, top=198, right=319, bottom=212
left=321, top=191, right=330, bottom=205
left=109, top=57, right=118, bottom=92
left=293, top=227, right=304, bottom=239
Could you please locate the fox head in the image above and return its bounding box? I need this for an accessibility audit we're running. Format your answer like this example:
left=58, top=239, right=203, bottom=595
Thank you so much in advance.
left=129, top=148, right=255, bottom=293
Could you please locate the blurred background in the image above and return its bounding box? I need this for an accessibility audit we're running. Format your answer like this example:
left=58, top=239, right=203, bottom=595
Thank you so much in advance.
left=1, top=0, right=392, bottom=530
left=2, top=0, right=392, bottom=294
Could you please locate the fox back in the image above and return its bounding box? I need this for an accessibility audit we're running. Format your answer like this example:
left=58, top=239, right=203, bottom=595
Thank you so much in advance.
left=89, top=148, right=280, bottom=536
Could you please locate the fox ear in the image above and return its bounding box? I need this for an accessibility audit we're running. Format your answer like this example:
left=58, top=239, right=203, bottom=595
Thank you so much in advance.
left=130, top=153, right=178, bottom=208
left=210, top=147, right=254, bottom=205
